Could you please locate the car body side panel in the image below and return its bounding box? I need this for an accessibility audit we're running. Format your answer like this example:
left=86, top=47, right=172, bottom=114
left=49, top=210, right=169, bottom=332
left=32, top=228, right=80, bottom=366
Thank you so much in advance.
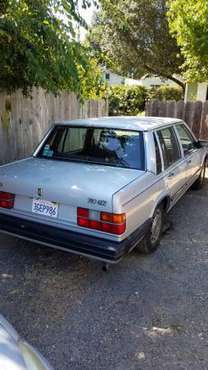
left=113, top=125, right=207, bottom=240
left=185, top=148, right=205, bottom=182
left=163, top=159, right=187, bottom=200
left=0, top=327, right=26, bottom=370
left=113, top=172, right=169, bottom=238
left=0, top=315, right=53, bottom=370
left=174, top=121, right=207, bottom=183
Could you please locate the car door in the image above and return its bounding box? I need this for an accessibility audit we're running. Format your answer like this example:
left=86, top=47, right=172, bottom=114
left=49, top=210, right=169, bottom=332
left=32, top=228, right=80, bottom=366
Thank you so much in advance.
left=155, top=125, right=187, bottom=203
left=175, top=122, right=202, bottom=184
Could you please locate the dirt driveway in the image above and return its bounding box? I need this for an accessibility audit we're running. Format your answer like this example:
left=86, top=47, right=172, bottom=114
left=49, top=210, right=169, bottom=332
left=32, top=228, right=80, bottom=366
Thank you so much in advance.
left=0, top=177, right=208, bottom=370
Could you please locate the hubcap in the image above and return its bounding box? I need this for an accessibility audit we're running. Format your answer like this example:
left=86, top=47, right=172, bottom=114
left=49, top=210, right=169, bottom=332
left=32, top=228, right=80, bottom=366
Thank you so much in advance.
left=150, top=209, right=162, bottom=245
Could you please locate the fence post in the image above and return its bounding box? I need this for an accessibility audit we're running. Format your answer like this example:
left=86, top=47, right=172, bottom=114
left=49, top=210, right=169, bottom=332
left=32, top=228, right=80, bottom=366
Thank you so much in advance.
left=200, top=101, right=208, bottom=139
left=145, top=101, right=151, bottom=116
left=176, top=100, right=185, bottom=120
left=166, top=101, right=176, bottom=117
left=192, top=101, right=202, bottom=138
left=158, top=101, right=167, bottom=117
left=183, top=102, right=194, bottom=131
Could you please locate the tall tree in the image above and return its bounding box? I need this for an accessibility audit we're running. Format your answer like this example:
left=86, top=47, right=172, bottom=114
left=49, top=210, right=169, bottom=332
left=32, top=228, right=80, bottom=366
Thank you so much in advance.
left=88, top=0, right=184, bottom=89
left=168, top=0, right=208, bottom=82
left=0, top=0, right=104, bottom=97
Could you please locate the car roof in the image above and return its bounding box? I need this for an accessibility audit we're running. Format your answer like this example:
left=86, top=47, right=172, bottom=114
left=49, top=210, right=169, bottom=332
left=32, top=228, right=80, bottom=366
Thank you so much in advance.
left=54, top=116, right=182, bottom=131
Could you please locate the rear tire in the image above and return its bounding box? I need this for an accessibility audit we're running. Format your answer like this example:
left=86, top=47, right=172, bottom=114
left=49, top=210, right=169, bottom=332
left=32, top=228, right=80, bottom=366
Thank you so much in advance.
left=137, top=204, right=164, bottom=254
left=191, top=160, right=206, bottom=190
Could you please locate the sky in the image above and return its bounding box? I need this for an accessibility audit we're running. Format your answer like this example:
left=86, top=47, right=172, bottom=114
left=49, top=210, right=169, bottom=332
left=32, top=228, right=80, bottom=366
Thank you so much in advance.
left=78, top=2, right=98, bottom=40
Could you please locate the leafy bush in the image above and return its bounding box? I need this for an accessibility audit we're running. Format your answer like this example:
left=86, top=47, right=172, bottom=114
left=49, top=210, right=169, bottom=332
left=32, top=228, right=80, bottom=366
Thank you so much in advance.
left=148, top=85, right=183, bottom=101
left=108, top=85, right=147, bottom=116
left=108, top=85, right=183, bottom=116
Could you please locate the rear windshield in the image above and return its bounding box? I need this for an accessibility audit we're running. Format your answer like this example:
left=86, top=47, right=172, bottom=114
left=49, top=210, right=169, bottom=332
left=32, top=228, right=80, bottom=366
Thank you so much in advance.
left=36, top=126, right=145, bottom=170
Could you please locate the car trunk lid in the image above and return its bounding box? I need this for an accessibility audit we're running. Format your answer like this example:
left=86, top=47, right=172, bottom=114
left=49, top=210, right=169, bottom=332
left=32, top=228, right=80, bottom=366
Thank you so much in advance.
left=0, top=158, right=144, bottom=219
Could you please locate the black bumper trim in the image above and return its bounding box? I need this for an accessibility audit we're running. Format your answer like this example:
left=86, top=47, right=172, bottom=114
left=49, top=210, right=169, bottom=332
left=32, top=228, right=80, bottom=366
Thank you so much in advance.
left=0, top=213, right=150, bottom=263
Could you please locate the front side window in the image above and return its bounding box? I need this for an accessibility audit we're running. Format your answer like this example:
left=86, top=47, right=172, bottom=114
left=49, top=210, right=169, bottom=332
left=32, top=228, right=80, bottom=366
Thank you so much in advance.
left=157, top=127, right=181, bottom=169
left=175, top=124, right=195, bottom=155
left=37, top=126, right=145, bottom=170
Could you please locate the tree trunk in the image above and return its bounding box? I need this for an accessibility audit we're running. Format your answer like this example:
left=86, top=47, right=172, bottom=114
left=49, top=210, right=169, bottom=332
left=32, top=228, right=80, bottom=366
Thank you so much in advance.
left=165, top=75, right=185, bottom=92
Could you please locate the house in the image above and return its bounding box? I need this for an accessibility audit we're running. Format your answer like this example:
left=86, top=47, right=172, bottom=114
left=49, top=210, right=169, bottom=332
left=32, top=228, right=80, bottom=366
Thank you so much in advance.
left=184, top=82, right=208, bottom=102
left=136, top=74, right=178, bottom=89
left=103, top=69, right=140, bottom=86
left=102, top=69, right=177, bottom=88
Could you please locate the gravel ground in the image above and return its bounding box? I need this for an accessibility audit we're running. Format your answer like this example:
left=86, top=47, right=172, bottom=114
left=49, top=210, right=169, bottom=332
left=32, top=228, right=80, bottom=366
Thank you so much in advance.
left=1, top=178, right=208, bottom=370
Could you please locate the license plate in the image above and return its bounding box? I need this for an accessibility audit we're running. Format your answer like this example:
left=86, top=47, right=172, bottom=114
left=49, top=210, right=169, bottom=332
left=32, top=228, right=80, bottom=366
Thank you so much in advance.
left=32, top=199, right=58, bottom=218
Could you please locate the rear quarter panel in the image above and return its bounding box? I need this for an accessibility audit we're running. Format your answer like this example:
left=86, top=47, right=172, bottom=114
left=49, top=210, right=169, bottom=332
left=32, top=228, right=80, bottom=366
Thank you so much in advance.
left=113, top=172, right=169, bottom=238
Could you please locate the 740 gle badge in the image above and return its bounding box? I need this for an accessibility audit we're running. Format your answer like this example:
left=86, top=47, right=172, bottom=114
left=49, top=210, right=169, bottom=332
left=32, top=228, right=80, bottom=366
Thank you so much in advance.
left=88, top=198, right=107, bottom=207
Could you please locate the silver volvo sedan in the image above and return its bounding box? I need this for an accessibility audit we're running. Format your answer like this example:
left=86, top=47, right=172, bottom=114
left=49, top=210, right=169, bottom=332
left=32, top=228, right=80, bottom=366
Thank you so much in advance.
left=0, top=117, right=207, bottom=264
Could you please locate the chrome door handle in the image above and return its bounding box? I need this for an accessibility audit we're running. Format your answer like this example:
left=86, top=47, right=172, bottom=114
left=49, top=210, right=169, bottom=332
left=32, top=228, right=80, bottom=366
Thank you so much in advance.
left=168, top=172, right=175, bottom=178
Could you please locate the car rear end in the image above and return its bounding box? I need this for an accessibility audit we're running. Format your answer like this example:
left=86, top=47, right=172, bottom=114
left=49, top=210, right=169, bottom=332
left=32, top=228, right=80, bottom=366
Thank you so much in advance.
left=0, top=123, right=146, bottom=262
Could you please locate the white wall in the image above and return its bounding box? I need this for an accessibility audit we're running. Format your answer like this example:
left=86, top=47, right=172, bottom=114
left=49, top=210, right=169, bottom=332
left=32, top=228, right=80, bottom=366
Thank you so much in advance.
left=103, top=70, right=124, bottom=85
left=103, top=69, right=178, bottom=88
left=196, top=83, right=208, bottom=102
left=103, top=69, right=141, bottom=86
left=184, top=82, right=208, bottom=102
left=139, top=76, right=177, bottom=88
left=124, top=77, right=142, bottom=86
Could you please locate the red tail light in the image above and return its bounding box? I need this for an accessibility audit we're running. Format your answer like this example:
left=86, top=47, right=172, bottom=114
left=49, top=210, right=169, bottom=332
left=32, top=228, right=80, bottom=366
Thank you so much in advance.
left=0, top=192, right=15, bottom=209
left=77, top=208, right=126, bottom=235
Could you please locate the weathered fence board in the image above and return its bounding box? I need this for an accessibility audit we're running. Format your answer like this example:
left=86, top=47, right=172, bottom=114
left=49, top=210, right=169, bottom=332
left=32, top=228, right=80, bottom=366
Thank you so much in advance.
left=0, top=89, right=108, bottom=164
left=145, top=100, right=208, bottom=140
left=200, top=101, right=208, bottom=140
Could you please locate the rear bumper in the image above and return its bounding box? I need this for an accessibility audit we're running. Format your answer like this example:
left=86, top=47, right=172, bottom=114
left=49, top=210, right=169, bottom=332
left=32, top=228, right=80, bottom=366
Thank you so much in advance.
left=0, top=213, right=150, bottom=263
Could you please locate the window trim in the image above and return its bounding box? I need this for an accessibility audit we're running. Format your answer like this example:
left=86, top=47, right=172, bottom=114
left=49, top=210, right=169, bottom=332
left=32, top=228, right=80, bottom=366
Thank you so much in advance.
left=154, top=125, right=182, bottom=171
left=153, top=132, right=163, bottom=175
left=174, top=122, right=198, bottom=156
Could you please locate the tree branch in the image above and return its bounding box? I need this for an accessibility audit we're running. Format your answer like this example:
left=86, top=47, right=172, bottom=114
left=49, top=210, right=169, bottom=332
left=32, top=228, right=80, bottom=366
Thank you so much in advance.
left=164, top=75, right=185, bottom=91
left=143, top=64, right=185, bottom=91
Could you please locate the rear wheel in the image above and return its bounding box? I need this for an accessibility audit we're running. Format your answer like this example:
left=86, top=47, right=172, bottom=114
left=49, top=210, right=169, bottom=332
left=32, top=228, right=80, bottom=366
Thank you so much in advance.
left=191, top=159, right=207, bottom=190
left=137, top=204, right=164, bottom=254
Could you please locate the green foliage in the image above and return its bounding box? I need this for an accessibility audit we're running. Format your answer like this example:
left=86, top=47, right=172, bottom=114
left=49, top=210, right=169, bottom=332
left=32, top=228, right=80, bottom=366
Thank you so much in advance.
left=0, top=0, right=104, bottom=98
left=108, top=85, right=147, bottom=116
left=168, top=0, right=208, bottom=81
left=148, top=85, right=183, bottom=101
left=88, top=0, right=184, bottom=89
left=108, top=85, right=184, bottom=116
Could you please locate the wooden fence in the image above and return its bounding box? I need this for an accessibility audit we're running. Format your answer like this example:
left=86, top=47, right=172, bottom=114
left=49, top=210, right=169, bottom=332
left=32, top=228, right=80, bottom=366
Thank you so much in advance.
left=0, top=89, right=108, bottom=164
left=145, top=100, right=208, bottom=140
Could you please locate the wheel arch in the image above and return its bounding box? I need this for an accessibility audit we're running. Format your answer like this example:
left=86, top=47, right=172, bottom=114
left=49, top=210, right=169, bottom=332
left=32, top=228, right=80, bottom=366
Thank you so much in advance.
left=151, top=194, right=171, bottom=218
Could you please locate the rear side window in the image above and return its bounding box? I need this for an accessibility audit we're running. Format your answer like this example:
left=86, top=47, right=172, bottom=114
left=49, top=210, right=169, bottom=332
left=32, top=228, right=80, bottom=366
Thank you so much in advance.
left=153, top=133, right=162, bottom=174
left=175, top=124, right=196, bottom=155
left=157, top=127, right=181, bottom=169
left=37, top=126, right=145, bottom=170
